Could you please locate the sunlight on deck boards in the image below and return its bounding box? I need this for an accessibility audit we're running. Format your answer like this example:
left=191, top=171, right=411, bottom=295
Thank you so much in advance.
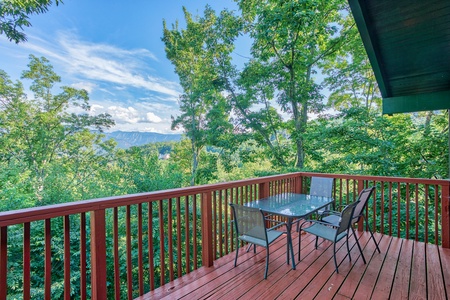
left=138, top=231, right=449, bottom=299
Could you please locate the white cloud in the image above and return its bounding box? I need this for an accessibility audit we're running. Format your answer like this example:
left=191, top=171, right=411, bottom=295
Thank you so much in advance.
left=16, top=32, right=181, bottom=97
left=108, top=106, right=140, bottom=124
left=146, top=112, right=162, bottom=123
left=71, top=81, right=97, bottom=93
left=1, top=31, right=181, bottom=133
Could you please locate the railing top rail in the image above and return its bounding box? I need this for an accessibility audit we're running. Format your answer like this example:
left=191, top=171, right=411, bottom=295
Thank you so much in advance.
left=300, top=172, right=450, bottom=185
left=0, top=172, right=448, bottom=227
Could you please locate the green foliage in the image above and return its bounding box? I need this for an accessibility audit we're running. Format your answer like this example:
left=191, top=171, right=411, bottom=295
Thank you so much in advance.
left=0, top=0, right=63, bottom=43
left=1, top=1, right=450, bottom=297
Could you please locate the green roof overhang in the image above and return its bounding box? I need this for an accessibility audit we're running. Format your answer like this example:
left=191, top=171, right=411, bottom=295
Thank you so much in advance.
left=348, top=0, right=450, bottom=114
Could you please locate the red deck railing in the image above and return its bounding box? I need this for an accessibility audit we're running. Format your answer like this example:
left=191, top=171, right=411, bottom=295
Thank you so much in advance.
left=0, top=172, right=448, bottom=299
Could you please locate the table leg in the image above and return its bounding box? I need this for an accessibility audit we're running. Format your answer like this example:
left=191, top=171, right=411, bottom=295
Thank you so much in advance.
left=286, top=218, right=296, bottom=270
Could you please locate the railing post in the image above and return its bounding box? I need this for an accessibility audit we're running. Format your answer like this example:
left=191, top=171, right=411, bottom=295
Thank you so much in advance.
left=0, top=227, right=7, bottom=300
left=201, top=192, right=214, bottom=267
left=294, top=173, right=303, bottom=194
left=357, top=179, right=365, bottom=232
left=259, top=182, right=270, bottom=199
left=442, top=181, right=450, bottom=248
left=90, top=209, right=107, bottom=299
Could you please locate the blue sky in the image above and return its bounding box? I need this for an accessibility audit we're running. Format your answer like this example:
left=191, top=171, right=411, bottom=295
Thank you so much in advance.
left=0, top=0, right=242, bottom=134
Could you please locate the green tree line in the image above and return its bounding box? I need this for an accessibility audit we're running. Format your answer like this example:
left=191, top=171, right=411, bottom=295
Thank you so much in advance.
left=0, top=0, right=448, bottom=298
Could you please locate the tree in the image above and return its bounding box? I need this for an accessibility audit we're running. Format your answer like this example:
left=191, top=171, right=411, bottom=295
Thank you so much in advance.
left=0, top=0, right=62, bottom=43
left=0, top=55, right=114, bottom=205
left=162, top=6, right=236, bottom=185
left=321, top=19, right=382, bottom=111
left=236, top=0, right=350, bottom=168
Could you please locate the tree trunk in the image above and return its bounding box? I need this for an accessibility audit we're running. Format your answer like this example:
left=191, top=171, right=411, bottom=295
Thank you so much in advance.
left=190, top=140, right=198, bottom=186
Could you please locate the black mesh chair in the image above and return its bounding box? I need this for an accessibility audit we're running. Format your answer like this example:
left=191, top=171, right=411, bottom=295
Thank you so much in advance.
left=298, top=201, right=364, bottom=273
left=320, top=186, right=381, bottom=264
left=229, top=203, right=286, bottom=279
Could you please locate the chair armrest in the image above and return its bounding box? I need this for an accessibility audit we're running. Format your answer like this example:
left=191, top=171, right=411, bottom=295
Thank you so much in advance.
left=319, top=210, right=340, bottom=218
left=300, top=219, right=339, bottom=230
left=268, top=221, right=287, bottom=231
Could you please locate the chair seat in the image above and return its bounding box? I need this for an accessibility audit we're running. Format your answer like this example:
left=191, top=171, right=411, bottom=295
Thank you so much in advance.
left=321, top=214, right=341, bottom=226
left=302, top=223, right=347, bottom=242
left=240, top=228, right=284, bottom=247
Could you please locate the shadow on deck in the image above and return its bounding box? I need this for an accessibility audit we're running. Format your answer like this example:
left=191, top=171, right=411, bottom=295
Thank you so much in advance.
left=139, top=231, right=450, bottom=299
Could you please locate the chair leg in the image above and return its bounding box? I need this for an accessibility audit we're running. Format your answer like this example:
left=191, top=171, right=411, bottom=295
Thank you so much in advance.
left=264, top=247, right=269, bottom=279
left=315, top=236, right=319, bottom=249
left=298, top=231, right=302, bottom=261
left=333, top=242, right=339, bottom=273
left=351, top=227, right=366, bottom=264
left=234, top=238, right=239, bottom=267
left=346, top=233, right=351, bottom=261
left=363, top=215, right=381, bottom=253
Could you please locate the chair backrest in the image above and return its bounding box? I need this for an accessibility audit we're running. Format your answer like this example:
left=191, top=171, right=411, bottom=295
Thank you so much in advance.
left=352, top=187, right=376, bottom=223
left=309, top=177, right=334, bottom=198
left=230, top=203, right=267, bottom=242
left=336, top=201, right=359, bottom=235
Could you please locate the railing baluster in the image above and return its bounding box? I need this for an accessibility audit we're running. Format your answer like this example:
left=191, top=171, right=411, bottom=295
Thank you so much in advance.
left=218, top=190, right=223, bottom=257
left=397, top=182, right=401, bottom=238
left=45, top=219, right=51, bottom=300
left=176, top=197, right=182, bottom=277
left=167, top=199, right=174, bottom=281
left=80, top=213, right=86, bottom=300
left=442, top=182, right=450, bottom=248
left=415, top=184, right=419, bottom=241
left=388, top=182, right=393, bottom=236
left=193, top=195, right=198, bottom=270
left=435, top=184, right=439, bottom=244
left=184, top=196, right=190, bottom=273
left=213, top=192, right=217, bottom=260
left=224, top=189, right=229, bottom=254
left=0, top=226, right=7, bottom=300
left=380, top=181, right=385, bottom=234
left=138, top=203, right=144, bottom=295
left=158, top=200, right=165, bottom=286
left=406, top=184, right=410, bottom=240
left=148, top=202, right=155, bottom=291
left=113, top=208, right=120, bottom=299
left=425, top=185, right=429, bottom=244
left=126, top=205, right=132, bottom=300
left=64, top=215, right=70, bottom=300
left=23, top=223, right=30, bottom=300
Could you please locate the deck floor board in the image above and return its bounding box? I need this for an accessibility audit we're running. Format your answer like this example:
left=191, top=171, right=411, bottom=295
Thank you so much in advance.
left=138, top=232, right=450, bottom=300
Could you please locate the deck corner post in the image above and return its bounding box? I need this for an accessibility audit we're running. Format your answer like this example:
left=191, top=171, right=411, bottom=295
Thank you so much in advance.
left=442, top=182, right=450, bottom=248
left=90, top=209, right=107, bottom=299
left=201, top=192, right=214, bottom=267
left=259, top=182, right=270, bottom=199
left=295, top=173, right=303, bottom=194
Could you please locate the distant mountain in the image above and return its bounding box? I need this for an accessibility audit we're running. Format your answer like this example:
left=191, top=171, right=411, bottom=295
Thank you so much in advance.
left=102, top=131, right=182, bottom=149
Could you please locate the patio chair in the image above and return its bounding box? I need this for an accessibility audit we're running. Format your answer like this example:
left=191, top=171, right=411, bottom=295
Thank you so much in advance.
left=294, top=176, right=334, bottom=231
left=309, top=176, right=334, bottom=199
left=320, top=186, right=381, bottom=262
left=298, top=201, right=364, bottom=273
left=229, top=203, right=286, bottom=279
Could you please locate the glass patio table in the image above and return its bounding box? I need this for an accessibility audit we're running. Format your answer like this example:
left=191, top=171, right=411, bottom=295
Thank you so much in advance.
left=244, top=193, right=334, bottom=270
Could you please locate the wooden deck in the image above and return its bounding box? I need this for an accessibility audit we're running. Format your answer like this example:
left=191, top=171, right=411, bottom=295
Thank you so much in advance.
left=139, top=231, right=450, bottom=299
